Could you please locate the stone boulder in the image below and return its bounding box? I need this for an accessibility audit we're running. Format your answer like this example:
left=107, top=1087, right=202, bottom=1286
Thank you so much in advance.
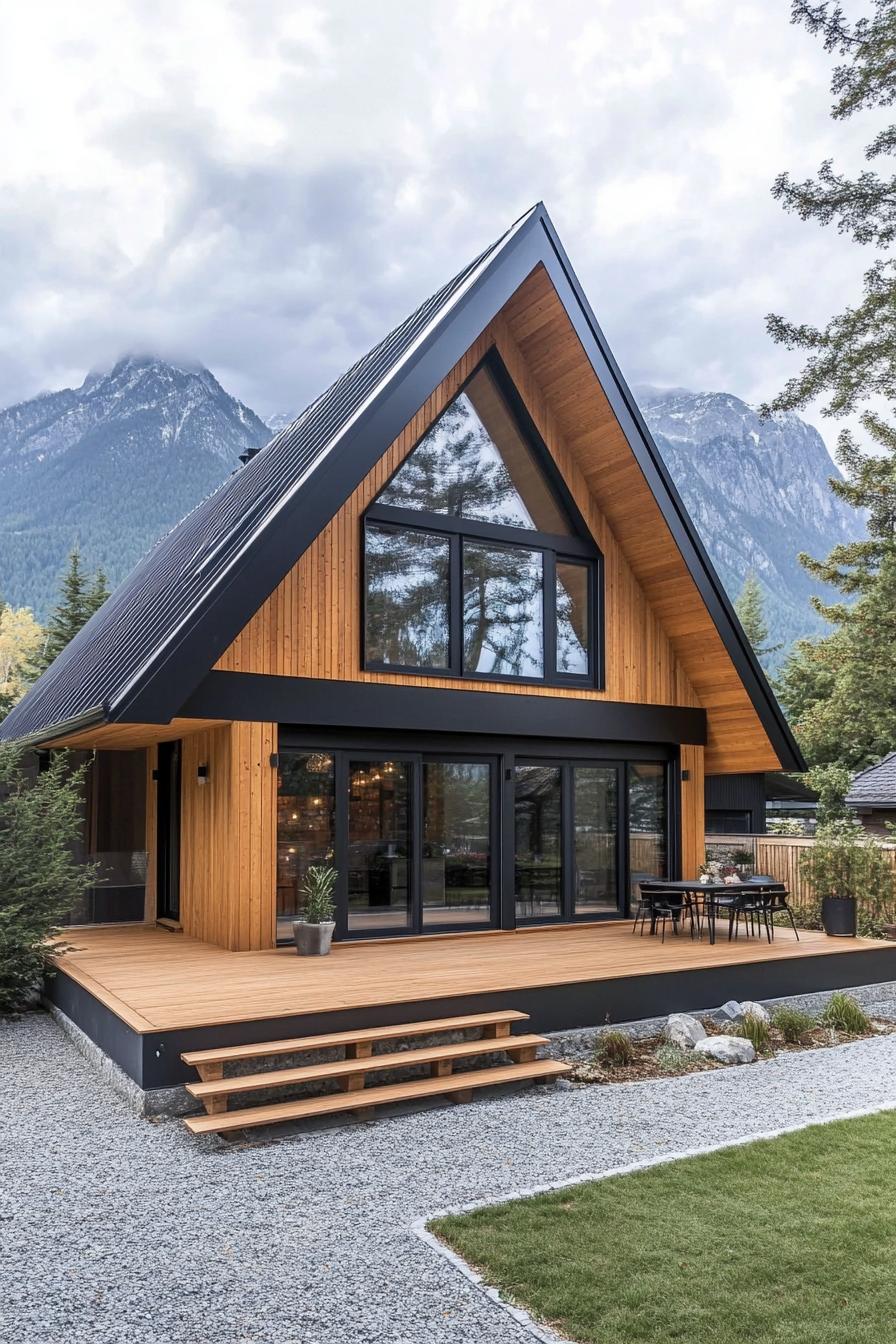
left=694, top=1034, right=756, bottom=1065
left=739, top=1001, right=770, bottom=1024
left=717, top=999, right=744, bottom=1023
left=663, top=1013, right=707, bottom=1050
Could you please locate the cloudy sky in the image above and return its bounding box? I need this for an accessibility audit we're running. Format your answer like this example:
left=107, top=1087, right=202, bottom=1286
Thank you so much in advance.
left=0, top=0, right=872, bottom=434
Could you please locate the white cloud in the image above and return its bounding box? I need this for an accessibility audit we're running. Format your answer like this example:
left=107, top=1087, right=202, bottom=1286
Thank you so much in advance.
left=0, top=0, right=876, bottom=440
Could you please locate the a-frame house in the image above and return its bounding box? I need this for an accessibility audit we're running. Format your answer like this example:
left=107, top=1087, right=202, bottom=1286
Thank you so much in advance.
left=13, top=204, right=880, bottom=1112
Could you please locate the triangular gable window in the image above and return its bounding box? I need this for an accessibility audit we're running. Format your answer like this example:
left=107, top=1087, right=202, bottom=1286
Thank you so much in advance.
left=376, top=364, right=573, bottom=535
left=365, top=353, right=602, bottom=687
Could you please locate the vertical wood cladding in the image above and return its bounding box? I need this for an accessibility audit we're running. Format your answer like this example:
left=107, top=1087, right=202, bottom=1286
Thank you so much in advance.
left=215, top=321, right=700, bottom=721
left=680, top=744, right=707, bottom=879
left=178, top=722, right=277, bottom=950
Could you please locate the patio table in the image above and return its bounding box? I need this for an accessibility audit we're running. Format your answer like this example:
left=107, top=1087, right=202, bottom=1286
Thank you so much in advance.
left=638, top=879, right=786, bottom=945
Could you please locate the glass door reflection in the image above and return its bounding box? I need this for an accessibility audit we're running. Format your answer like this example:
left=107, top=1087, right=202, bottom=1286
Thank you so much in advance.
left=514, top=764, right=563, bottom=920
left=347, top=760, right=411, bottom=934
left=573, top=766, right=619, bottom=915
left=422, top=760, right=492, bottom=928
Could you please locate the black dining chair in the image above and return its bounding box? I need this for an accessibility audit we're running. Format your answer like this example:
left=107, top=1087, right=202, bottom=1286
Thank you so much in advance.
left=750, top=877, right=800, bottom=941
left=730, top=887, right=774, bottom=943
left=634, top=885, right=697, bottom=943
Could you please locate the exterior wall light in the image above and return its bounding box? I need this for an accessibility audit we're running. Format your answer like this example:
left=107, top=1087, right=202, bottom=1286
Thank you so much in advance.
left=197, top=764, right=210, bottom=785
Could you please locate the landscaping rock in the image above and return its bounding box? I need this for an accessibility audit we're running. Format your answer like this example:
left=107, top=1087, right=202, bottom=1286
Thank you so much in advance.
left=663, top=1013, right=707, bottom=1049
left=695, top=1034, right=756, bottom=1065
left=717, top=999, right=745, bottom=1023
left=740, top=1001, right=771, bottom=1024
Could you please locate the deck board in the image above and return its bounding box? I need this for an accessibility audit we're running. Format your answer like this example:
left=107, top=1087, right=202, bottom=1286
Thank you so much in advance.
left=52, top=923, right=894, bottom=1035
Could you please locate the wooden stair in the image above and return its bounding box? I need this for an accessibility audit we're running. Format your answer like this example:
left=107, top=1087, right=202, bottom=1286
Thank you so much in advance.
left=181, top=1009, right=569, bottom=1135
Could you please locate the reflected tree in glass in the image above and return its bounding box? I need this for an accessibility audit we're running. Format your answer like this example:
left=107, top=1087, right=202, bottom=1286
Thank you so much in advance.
left=365, top=524, right=450, bottom=668
left=463, top=543, right=543, bottom=677
left=377, top=368, right=572, bottom=533
left=556, top=561, right=589, bottom=675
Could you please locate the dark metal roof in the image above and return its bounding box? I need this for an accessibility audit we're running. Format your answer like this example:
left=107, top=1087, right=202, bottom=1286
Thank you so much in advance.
left=1, top=202, right=805, bottom=772
left=846, top=752, right=896, bottom=808
left=0, top=209, right=532, bottom=744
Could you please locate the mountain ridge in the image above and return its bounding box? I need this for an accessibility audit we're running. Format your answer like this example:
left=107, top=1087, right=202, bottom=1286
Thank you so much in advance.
left=0, top=360, right=862, bottom=665
left=0, top=355, right=271, bottom=618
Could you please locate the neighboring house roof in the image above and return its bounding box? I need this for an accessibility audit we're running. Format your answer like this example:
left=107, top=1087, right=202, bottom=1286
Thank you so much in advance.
left=846, top=752, right=896, bottom=809
left=0, top=203, right=805, bottom=771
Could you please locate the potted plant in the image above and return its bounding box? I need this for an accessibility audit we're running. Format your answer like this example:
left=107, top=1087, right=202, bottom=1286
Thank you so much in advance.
left=293, top=865, right=337, bottom=955
left=799, top=820, right=892, bottom=938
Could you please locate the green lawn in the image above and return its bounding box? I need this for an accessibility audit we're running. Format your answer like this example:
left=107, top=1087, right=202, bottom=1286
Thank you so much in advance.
left=431, top=1111, right=896, bottom=1344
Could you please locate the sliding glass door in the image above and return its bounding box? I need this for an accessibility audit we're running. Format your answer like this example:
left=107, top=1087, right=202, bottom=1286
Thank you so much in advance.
left=276, top=744, right=668, bottom=939
left=422, top=761, right=493, bottom=928
left=347, top=758, right=412, bottom=935
left=514, top=761, right=622, bottom=923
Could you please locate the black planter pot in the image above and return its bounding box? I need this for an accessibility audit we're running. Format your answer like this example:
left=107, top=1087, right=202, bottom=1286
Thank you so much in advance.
left=821, top=895, right=857, bottom=938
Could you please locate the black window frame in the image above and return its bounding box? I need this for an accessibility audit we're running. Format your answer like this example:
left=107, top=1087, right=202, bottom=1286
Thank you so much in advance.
left=361, top=349, right=605, bottom=690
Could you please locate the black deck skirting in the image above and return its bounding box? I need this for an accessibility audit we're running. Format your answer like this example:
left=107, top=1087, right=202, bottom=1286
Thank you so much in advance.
left=46, top=944, right=896, bottom=1092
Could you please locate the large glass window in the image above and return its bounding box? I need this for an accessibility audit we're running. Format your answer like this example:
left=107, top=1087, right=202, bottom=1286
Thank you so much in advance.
left=556, top=562, right=590, bottom=676
left=377, top=365, right=572, bottom=534
left=573, top=766, right=618, bottom=915
left=515, top=765, right=563, bottom=920
left=365, top=524, right=450, bottom=669
left=347, top=760, right=411, bottom=934
left=422, top=761, right=492, bottom=927
left=364, top=354, right=602, bottom=687
left=463, top=543, right=543, bottom=678
left=628, top=762, right=668, bottom=905
left=277, top=752, right=336, bottom=939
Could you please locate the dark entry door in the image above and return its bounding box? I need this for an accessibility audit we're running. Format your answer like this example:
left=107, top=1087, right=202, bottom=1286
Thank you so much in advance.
left=156, top=740, right=182, bottom=921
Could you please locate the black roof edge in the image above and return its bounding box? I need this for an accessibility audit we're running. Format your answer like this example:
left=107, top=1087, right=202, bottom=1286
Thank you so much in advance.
left=5, top=702, right=109, bottom=751
left=528, top=208, right=806, bottom=774
left=99, top=202, right=801, bottom=772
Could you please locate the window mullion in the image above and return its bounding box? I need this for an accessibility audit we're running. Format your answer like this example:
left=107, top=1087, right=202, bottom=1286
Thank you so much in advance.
left=543, top=549, right=557, bottom=682
left=450, top=534, right=463, bottom=675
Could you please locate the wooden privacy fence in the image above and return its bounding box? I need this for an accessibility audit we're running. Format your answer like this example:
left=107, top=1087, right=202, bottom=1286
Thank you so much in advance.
left=705, top=834, right=896, bottom=912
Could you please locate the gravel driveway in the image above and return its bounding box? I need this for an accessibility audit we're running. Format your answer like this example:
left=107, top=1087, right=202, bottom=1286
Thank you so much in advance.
left=4, top=1010, right=896, bottom=1344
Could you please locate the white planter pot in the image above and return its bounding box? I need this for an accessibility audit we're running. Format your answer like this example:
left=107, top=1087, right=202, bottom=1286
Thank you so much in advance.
left=292, top=920, right=336, bottom=955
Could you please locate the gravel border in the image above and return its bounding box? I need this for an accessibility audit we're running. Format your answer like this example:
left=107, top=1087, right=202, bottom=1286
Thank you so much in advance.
left=5, top=1002, right=896, bottom=1343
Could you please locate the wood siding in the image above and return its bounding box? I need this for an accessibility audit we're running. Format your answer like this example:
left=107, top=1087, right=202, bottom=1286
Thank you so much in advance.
left=216, top=321, right=699, bottom=717
left=680, top=744, right=706, bottom=879
left=178, top=722, right=277, bottom=950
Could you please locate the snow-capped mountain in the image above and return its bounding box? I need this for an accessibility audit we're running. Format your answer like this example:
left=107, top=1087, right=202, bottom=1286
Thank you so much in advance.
left=637, top=386, right=861, bottom=662
left=0, top=356, right=271, bottom=617
left=0, top=360, right=861, bottom=664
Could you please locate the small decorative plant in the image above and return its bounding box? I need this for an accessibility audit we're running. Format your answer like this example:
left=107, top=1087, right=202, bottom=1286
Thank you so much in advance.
left=595, top=1028, right=634, bottom=1069
left=820, top=992, right=870, bottom=1035
left=300, top=865, right=337, bottom=924
left=771, top=1006, right=815, bottom=1044
left=737, top=1012, right=771, bottom=1053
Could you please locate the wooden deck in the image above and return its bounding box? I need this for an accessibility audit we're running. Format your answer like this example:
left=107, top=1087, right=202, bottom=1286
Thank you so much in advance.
left=53, top=922, right=893, bottom=1035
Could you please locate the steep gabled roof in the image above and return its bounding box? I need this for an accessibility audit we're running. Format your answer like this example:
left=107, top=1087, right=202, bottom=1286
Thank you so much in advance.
left=846, top=752, right=896, bottom=808
left=1, top=204, right=804, bottom=771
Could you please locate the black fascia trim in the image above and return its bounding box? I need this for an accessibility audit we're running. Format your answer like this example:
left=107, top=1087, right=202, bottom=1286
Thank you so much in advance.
left=180, top=670, right=707, bottom=746
left=528, top=210, right=805, bottom=773
left=113, top=221, right=553, bottom=726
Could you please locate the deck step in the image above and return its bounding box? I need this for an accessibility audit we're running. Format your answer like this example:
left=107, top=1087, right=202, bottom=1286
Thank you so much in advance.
left=180, top=1009, right=529, bottom=1070
left=185, top=1033, right=548, bottom=1101
left=184, top=1058, right=569, bottom=1134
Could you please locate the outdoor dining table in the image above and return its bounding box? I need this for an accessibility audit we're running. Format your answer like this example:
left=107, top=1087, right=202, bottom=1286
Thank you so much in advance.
left=638, top=879, right=787, bottom=945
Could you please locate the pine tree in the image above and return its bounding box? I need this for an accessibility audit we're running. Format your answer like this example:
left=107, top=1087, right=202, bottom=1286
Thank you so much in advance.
left=86, top=567, right=110, bottom=618
left=33, top=550, right=109, bottom=675
left=734, top=571, right=782, bottom=666
left=763, top=1, right=896, bottom=421
left=764, top=2, right=896, bottom=772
